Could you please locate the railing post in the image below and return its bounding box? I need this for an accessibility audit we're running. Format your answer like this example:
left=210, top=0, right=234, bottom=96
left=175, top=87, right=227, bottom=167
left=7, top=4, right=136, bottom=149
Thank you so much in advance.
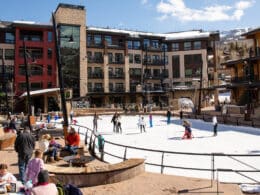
left=216, top=169, right=219, bottom=195
left=84, top=130, right=88, bottom=145
left=93, top=136, right=97, bottom=156
left=211, top=153, right=215, bottom=187
left=161, top=152, right=165, bottom=174
left=123, top=147, right=128, bottom=161
left=88, top=134, right=93, bottom=152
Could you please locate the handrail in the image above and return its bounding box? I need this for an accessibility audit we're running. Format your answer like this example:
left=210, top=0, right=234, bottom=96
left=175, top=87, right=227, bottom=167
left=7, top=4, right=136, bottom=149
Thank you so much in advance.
left=69, top=120, right=260, bottom=185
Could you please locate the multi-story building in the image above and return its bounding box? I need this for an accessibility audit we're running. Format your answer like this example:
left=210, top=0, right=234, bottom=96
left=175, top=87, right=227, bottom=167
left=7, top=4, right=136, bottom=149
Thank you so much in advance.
left=0, top=3, right=220, bottom=112
left=221, top=27, right=260, bottom=114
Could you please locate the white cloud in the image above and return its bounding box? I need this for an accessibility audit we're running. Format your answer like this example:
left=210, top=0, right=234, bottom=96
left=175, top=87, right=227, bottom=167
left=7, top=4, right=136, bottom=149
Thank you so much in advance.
left=156, top=0, right=255, bottom=22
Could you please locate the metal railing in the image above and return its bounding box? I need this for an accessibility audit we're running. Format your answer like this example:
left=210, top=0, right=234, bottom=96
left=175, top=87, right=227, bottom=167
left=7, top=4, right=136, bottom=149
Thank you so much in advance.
left=70, top=121, right=260, bottom=186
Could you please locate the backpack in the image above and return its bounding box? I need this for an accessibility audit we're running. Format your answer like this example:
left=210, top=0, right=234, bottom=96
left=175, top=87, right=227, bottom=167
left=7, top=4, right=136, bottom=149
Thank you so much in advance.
left=65, top=184, right=83, bottom=195
left=57, top=183, right=83, bottom=195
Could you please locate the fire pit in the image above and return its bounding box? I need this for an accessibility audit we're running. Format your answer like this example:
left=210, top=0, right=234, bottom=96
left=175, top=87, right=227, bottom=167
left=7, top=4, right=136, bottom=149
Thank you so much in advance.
left=63, top=155, right=94, bottom=167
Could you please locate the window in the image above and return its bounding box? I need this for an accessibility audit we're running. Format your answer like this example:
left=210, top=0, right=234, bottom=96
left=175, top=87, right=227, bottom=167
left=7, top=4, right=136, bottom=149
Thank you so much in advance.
left=172, top=43, right=179, bottom=51
left=194, top=41, right=201, bottom=50
left=87, top=82, right=92, bottom=91
left=151, top=40, right=159, bottom=48
left=109, top=83, right=113, bottom=91
left=129, top=54, right=133, bottom=63
left=47, top=82, right=52, bottom=88
left=94, top=34, right=102, bottom=45
left=48, top=32, right=52, bottom=42
left=115, top=53, right=123, bottom=63
left=127, top=41, right=133, bottom=49
left=30, top=65, right=43, bottom=76
left=172, top=55, right=180, bottom=78
left=94, top=52, right=103, bottom=59
left=115, top=83, right=124, bottom=91
left=105, top=35, right=112, bottom=46
left=94, top=83, right=103, bottom=91
left=143, top=39, right=150, bottom=47
left=18, top=82, right=26, bottom=91
left=108, top=53, right=113, bottom=63
left=153, top=69, right=160, bottom=77
left=48, top=48, right=52, bottom=59
left=0, top=49, right=3, bottom=59
left=18, top=65, right=26, bottom=76
left=87, top=34, right=92, bottom=45
left=47, top=65, right=52, bottom=75
left=115, top=68, right=123, bottom=77
left=134, top=54, right=141, bottom=64
left=184, top=54, right=202, bottom=77
left=31, top=82, right=42, bottom=90
left=133, top=41, right=140, bottom=49
left=129, top=68, right=141, bottom=77
left=87, top=51, right=92, bottom=59
left=184, top=42, right=192, bottom=50
left=161, top=43, right=168, bottom=51
left=5, top=32, right=15, bottom=43
left=5, top=49, right=14, bottom=60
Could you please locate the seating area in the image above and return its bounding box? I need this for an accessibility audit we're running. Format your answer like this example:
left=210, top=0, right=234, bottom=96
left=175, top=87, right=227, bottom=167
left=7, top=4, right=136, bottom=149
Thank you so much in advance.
left=0, top=125, right=16, bottom=150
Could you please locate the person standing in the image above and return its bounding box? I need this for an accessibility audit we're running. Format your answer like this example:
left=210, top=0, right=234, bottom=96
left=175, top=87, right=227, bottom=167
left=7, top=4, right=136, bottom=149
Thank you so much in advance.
left=70, top=109, right=74, bottom=123
left=182, top=120, right=192, bottom=139
left=93, top=112, right=101, bottom=132
left=149, top=114, right=153, bottom=127
left=166, top=109, right=172, bottom=124
left=212, top=116, right=218, bottom=136
left=111, top=112, right=118, bottom=133
left=139, top=116, right=146, bottom=133
left=14, top=129, right=35, bottom=184
left=116, top=114, right=122, bottom=133
left=25, top=149, right=45, bottom=186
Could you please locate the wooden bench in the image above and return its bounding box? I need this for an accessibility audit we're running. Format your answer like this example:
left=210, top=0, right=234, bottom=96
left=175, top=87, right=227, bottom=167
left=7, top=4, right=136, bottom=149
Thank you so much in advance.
left=0, top=127, right=16, bottom=150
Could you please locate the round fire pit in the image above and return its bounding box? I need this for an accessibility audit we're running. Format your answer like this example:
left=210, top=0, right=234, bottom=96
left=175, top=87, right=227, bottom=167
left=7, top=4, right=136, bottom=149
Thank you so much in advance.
left=63, top=155, right=94, bottom=167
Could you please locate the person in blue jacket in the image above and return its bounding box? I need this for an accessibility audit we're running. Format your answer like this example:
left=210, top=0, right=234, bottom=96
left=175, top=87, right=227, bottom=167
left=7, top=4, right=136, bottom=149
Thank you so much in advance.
left=166, top=109, right=171, bottom=124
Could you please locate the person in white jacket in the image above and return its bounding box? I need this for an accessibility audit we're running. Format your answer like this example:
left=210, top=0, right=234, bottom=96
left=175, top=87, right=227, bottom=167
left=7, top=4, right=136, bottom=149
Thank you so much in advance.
left=139, top=116, right=146, bottom=133
left=212, top=116, right=218, bottom=136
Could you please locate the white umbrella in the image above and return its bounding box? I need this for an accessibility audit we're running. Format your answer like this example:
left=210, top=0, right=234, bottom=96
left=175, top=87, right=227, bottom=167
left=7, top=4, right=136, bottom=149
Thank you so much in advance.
left=178, top=98, right=194, bottom=109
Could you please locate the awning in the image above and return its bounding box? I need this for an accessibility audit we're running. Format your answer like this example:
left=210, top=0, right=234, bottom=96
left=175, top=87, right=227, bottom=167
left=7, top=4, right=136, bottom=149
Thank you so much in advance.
left=19, top=88, right=60, bottom=98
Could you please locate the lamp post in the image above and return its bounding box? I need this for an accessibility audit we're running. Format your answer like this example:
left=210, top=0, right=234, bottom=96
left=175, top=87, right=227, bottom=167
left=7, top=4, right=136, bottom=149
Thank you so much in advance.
left=197, top=57, right=203, bottom=115
left=52, top=13, right=69, bottom=137
left=23, top=40, right=32, bottom=131
left=244, top=48, right=254, bottom=121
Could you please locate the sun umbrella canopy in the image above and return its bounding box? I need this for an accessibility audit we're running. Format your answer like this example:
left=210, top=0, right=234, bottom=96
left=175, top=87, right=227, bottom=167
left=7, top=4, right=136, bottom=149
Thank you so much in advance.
left=178, top=98, right=194, bottom=109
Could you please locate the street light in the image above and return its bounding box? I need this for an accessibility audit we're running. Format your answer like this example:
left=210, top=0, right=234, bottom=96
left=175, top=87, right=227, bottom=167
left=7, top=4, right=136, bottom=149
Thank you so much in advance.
left=22, top=39, right=33, bottom=131
left=52, top=13, right=69, bottom=137
left=244, top=48, right=254, bottom=121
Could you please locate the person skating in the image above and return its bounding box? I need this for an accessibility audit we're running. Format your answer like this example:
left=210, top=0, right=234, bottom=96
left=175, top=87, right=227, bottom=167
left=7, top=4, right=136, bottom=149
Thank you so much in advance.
left=93, top=112, right=101, bottom=132
left=111, top=112, right=118, bottom=133
left=182, top=120, right=192, bottom=139
left=166, top=109, right=171, bottom=124
left=212, top=116, right=218, bottom=136
left=139, top=116, right=146, bottom=133
left=149, top=114, right=153, bottom=127
left=116, top=114, right=122, bottom=133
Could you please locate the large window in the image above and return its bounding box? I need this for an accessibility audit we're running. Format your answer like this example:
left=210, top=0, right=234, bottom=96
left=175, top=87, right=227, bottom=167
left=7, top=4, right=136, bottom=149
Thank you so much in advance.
left=48, top=31, right=52, bottom=42
left=5, top=32, right=15, bottom=43
left=5, top=49, right=14, bottom=60
left=134, top=54, right=141, bottom=64
left=172, top=43, right=179, bottom=51
left=184, top=54, right=202, bottom=77
left=20, top=30, right=43, bottom=42
left=129, top=54, right=133, bottom=63
left=127, top=41, right=133, bottom=49
left=143, top=39, right=150, bottom=47
left=172, top=55, right=180, bottom=78
left=47, top=65, right=52, bottom=76
left=133, top=41, right=141, bottom=49
left=184, top=42, right=192, bottom=50
left=151, top=40, right=159, bottom=48
left=94, top=35, right=102, bottom=45
left=194, top=41, right=201, bottom=50
left=105, top=35, right=112, bottom=46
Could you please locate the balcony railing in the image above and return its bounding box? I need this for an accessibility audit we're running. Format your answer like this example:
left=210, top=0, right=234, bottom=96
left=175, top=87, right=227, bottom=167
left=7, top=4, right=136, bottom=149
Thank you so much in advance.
left=142, top=59, right=164, bottom=66
left=88, top=57, right=104, bottom=63
left=108, top=59, right=125, bottom=64
left=88, top=87, right=104, bottom=93
left=109, top=87, right=125, bottom=92
left=109, top=74, right=125, bottom=79
left=88, top=72, right=104, bottom=79
left=87, top=41, right=104, bottom=48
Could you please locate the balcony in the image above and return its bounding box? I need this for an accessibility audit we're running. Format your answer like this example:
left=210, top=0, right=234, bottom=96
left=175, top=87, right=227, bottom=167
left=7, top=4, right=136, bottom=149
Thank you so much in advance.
left=142, top=59, right=164, bottom=66
left=88, top=72, right=104, bottom=79
left=109, top=87, right=125, bottom=93
left=88, top=87, right=104, bottom=93
left=107, top=43, right=125, bottom=50
left=87, top=41, right=104, bottom=48
left=108, top=59, right=125, bottom=64
left=88, top=57, right=104, bottom=64
left=109, top=74, right=125, bottom=79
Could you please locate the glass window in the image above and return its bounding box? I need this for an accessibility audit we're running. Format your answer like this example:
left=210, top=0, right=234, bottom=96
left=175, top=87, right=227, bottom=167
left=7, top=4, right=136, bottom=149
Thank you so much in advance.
left=0, top=49, right=3, bottom=59
left=184, top=42, right=191, bottom=50
left=143, top=39, right=150, bottom=47
left=105, top=35, right=112, bottom=46
left=151, top=40, right=159, bottom=48
left=30, top=65, right=43, bottom=76
left=18, top=65, right=26, bottom=75
left=87, top=51, right=92, bottom=59
left=94, top=52, right=102, bottom=59
left=108, top=53, right=113, bottom=63
left=48, top=48, right=52, bottom=59
left=127, top=41, right=133, bottom=49
left=161, top=43, right=168, bottom=51
left=87, top=82, right=92, bottom=91
left=194, top=41, right=201, bottom=50
left=47, top=82, right=52, bottom=88
left=48, top=32, right=52, bottom=42
left=47, top=65, right=52, bottom=75
left=172, top=55, right=180, bottom=78
left=133, top=41, right=140, bottom=49
left=5, top=49, right=14, bottom=60
left=129, top=54, right=133, bottom=63
left=87, top=34, right=92, bottom=46
left=172, top=43, right=179, bottom=51
left=5, top=32, right=15, bottom=44
left=184, top=54, right=202, bottom=77
left=134, top=54, right=141, bottom=64
left=115, top=53, right=123, bottom=63
left=109, top=83, right=113, bottom=91
left=18, top=82, right=26, bottom=91
left=31, top=82, right=42, bottom=90
left=94, top=34, right=102, bottom=45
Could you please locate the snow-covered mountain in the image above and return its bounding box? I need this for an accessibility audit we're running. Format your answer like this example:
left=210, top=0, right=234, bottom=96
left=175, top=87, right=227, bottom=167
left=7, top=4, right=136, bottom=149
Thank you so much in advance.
left=220, top=28, right=253, bottom=43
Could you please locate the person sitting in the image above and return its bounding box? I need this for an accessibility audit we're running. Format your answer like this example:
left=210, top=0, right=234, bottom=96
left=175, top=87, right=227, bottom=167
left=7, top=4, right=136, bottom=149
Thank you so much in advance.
left=45, top=136, right=62, bottom=162
left=0, top=163, right=17, bottom=183
left=38, top=134, right=51, bottom=154
left=25, top=150, right=45, bottom=186
left=31, top=169, right=58, bottom=195
left=182, top=120, right=192, bottom=139
left=64, top=127, right=80, bottom=155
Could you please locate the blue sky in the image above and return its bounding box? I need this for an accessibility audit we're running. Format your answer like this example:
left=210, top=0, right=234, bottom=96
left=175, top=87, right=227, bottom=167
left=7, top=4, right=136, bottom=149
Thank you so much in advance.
left=0, top=0, right=259, bottom=33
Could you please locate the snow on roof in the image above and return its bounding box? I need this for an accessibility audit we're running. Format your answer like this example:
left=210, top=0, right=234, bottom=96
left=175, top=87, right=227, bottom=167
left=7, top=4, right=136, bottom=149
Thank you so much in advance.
left=20, top=88, right=60, bottom=98
left=13, top=20, right=36, bottom=24
left=87, top=27, right=212, bottom=40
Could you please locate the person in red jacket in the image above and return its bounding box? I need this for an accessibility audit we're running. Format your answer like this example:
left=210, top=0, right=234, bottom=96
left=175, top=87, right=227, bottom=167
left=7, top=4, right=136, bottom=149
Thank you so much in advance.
left=65, top=127, right=80, bottom=155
